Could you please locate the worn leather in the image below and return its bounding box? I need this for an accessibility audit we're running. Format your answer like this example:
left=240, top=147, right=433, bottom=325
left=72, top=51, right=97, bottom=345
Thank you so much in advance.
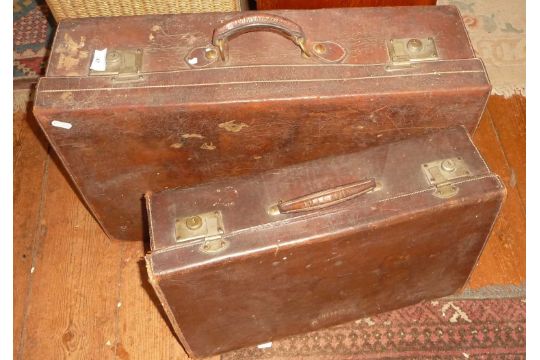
left=146, top=127, right=505, bottom=357
left=34, top=6, right=491, bottom=240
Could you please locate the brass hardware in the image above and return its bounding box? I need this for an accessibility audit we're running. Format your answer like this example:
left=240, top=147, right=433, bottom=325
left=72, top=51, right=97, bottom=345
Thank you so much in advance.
left=175, top=211, right=228, bottom=253
left=185, top=216, right=203, bottom=230
left=205, top=48, right=218, bottom=60
left=310, top=41, right=347, bottom=63
left=175, top=211, right=223, bottom=242
left=313, top=43, right=326, bottom=54
left=386, top=37, right=438, bottom=68
left=267, top=204, right=280, bottom=216
left=433, top=183, right=459, bottom=198
left=295, top=37, right=310, bottom=57
left=185, top=46, right=220, bottom=68
left=200, top=238, right=229, bottom=253
left=422, top=157, right=471, bottom=198
left=441, top=159, right=457, bottom=172
left=89, top=48, right=143, bottom=77
left=216, top=39, right=226, bottom=61
left=406, top=38, right=423, bottom=53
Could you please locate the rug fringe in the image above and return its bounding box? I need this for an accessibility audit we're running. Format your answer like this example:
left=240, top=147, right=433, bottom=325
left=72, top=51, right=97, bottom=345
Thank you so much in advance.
left=491, top=86, right=526, bottom=99
left=13, top=89, right=33, bottom=113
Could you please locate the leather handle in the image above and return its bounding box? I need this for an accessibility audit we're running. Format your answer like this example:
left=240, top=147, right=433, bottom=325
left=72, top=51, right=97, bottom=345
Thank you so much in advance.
left=270, top=179, right=377, bottom=215
left=212, top=13, right=310, bottom=61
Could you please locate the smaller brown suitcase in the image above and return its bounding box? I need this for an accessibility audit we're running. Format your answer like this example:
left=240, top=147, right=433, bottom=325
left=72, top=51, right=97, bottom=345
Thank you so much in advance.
left=145, top=127, right=505, bottom=358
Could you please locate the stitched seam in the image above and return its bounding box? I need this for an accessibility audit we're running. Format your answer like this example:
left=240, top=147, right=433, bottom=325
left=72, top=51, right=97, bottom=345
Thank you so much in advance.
left=46, top=57, right=484, bottom=78
left=39, top=70, right=485, bottom=93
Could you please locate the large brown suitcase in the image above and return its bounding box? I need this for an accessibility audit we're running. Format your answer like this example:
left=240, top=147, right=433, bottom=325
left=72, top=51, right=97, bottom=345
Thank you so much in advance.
left=33, top=6, right=490, bottom=240
left=145, top=127, right=504, bottom=358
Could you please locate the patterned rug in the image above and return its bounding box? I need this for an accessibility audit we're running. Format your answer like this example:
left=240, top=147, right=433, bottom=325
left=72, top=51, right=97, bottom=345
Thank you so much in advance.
left=13, top=0, right=55, bottom=79
left=221, top=298, right=525, bottom=360
left=439, top=0, right=526, bottom=97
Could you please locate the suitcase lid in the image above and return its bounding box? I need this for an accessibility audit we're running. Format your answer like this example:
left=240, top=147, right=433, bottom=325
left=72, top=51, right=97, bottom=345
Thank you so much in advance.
left=45, top=6, right=475, bottom=77
left=146, top=126, right=505, bottom=274
left=35, top=6, right=490, bottom=113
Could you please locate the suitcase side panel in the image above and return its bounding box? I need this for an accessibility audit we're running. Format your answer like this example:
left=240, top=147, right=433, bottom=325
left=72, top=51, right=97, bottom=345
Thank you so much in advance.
left=145, top=257, right=194, bottom=355
left=149, top=178, right=505, bottom=357
left=33, top=73, right=490, bottom=241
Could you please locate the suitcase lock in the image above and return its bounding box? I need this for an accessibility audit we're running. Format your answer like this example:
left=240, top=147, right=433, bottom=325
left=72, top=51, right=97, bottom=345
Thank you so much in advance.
left=422, top=157, right=471, bottom=198
left=89, top=48, right=144, bottom=82
left=175, top=211, right=228, bottom=254
left=386, top=37, right=439, bottom=70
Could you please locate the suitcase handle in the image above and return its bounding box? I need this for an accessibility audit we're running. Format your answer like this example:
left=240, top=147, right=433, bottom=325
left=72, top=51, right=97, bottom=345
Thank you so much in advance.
left=212, top=13, right=310, bottom=61
left=270, top=179, right=377, bottom=215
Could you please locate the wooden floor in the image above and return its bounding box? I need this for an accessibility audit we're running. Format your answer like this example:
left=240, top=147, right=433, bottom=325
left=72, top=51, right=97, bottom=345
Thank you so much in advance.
left=13, top=95, right=525, bottom=359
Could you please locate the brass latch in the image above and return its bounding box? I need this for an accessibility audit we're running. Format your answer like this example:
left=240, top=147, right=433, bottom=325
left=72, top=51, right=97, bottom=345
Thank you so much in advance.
left=387, top=38, right=439, bottom=69
left=175, top=211, right=228, bottom=253
left=422, top=157, right=471, bottom=198
left=89, top=48, right=143, bottom=81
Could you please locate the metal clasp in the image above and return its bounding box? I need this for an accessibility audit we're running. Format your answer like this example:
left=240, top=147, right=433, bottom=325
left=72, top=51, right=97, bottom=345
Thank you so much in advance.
left=421, top=157, right=471, bottom=198
left=89, top=48, right=143, bottom=82
left=175, top=211, right=228, bottom=253
left=386, top=37, right=439, bottom=70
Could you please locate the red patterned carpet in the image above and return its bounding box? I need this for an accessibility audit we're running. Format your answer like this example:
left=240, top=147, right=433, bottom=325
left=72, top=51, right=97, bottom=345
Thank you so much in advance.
left=13, top=0, right=55, bottom=79
left=221, top=298, right=525, bottom=360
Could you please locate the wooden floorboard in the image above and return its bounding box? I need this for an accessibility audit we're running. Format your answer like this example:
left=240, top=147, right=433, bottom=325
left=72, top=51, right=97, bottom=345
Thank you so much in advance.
left=487, top=96, right=526, bottom=210
left=16, top=153, right=124, bottom=360
left=115, top=241, right=211, bottom=360
left=13, top=95, right=525, bottom=358
left=468, top=99, right=526, bottom=288
left=519, top=96, right=526, bottom=119
left=13, top=110, right=49, bottom=359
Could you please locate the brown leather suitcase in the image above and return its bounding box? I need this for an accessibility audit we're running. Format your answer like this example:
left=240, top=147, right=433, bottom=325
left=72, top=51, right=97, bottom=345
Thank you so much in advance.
left=145, top=127, right=504, bottom=358
left=33, top=6, right=490, bottom=241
